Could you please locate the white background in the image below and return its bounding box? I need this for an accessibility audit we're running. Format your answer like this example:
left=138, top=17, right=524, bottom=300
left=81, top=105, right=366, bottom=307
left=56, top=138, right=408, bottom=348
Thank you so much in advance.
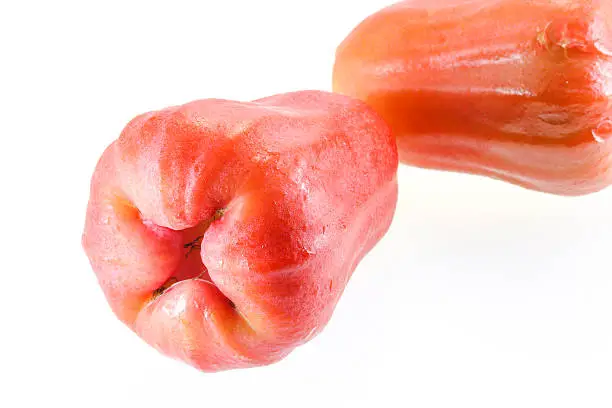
left=2, top=1, right=612, bottom=407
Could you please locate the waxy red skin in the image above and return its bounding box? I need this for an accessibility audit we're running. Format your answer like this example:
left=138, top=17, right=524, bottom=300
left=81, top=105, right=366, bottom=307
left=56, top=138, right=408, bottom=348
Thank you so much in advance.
left=333, top=0, right=612, bottom=195
left=82, top=91, right=398, bottom=372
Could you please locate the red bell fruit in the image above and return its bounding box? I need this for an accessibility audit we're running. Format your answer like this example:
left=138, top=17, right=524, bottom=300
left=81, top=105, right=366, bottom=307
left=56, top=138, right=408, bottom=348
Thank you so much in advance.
left=82, top=90, right=398, bottom=372
left=334, top=0, right=612, bottom=195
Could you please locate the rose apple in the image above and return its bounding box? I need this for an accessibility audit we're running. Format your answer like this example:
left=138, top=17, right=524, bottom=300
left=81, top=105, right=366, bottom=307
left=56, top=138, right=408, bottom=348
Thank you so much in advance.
left=333, top=0, right=612, bottom=195
left=82, top=90, right=398, bottom=372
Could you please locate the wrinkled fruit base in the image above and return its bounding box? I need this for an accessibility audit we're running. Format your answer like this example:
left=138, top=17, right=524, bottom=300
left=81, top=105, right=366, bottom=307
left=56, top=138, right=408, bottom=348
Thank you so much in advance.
left=83, top=90, right=398, bottom=372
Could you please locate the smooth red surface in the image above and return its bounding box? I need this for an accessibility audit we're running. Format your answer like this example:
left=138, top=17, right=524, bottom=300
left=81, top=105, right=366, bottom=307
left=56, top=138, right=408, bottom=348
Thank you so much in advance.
left=82, top=90, right=398, bottom=372
left=333, top=0, right=612, bottom=195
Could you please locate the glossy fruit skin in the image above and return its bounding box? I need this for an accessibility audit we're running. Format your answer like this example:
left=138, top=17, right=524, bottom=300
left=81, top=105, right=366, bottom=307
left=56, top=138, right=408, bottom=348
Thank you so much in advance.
left=82, top=90, right=398, bottom=372
left=333, top=0, right=612, bottom=195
